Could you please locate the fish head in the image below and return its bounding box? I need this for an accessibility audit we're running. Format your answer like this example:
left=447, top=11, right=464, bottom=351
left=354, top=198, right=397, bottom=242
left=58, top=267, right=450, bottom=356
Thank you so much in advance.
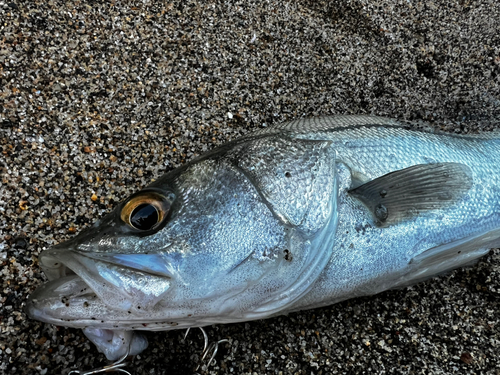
left=26, top=135, right=339, bottom=333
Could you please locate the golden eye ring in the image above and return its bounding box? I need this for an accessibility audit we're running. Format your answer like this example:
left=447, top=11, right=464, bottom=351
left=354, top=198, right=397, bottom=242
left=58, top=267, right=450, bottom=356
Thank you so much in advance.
left=120, top=191, right=171, bottom=231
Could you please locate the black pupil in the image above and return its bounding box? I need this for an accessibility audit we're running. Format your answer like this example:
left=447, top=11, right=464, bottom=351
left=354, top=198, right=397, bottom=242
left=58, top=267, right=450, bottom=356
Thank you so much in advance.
left=130, top=204, right=159, bottom=230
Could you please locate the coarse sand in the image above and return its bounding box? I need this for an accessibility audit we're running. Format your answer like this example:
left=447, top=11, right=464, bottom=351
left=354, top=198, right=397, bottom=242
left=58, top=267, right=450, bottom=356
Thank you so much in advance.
left=1, top=0, right=499, bottom=374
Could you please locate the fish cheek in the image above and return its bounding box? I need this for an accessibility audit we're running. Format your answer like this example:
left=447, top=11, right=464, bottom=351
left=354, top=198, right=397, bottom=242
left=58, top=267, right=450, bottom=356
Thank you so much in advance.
left=164, top=145, right=339, bottom=318
left=168, top=161, right=289, bottom=299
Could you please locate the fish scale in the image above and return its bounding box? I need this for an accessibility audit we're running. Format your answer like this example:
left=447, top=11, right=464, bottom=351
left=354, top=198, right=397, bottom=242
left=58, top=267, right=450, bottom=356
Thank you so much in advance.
left=26, top=116, right=500, bottom=361
left=288, top=119, right=500, bottom=311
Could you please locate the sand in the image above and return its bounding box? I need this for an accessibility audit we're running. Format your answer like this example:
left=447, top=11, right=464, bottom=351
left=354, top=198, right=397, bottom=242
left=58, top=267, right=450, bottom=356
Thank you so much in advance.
left=1, top=0, right=499, bottom=374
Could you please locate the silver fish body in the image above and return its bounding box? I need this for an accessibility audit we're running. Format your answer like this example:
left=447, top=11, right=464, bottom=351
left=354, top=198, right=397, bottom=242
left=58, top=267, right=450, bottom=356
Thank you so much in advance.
left=26, top=116, right=500, bottom=360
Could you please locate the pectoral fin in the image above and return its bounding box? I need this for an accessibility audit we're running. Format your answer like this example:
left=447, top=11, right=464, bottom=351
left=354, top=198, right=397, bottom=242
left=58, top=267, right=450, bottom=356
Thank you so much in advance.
left=349, top=163, right=473, bottom=226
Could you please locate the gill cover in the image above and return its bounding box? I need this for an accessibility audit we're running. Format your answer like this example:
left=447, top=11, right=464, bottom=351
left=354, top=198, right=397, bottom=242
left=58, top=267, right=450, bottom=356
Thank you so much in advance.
left=220, top=135, right=339, bottom=317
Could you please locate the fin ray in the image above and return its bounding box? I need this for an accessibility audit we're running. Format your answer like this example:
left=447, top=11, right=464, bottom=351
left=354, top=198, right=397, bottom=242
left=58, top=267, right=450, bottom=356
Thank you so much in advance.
left=349, top=163, right=473, bottom=226
left=392, top=227, right=500, bottom=289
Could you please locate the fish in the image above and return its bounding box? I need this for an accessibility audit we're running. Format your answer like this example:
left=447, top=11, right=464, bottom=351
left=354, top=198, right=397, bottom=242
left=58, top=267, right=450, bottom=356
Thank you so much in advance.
left=25, top=115, right=500, bottom=361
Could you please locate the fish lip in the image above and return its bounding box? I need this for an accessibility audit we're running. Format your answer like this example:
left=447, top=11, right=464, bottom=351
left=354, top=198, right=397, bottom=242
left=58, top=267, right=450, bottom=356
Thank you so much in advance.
left=34, top=243, right=174, bottom=320
left=27, top=247, right=100, bottom=322
left=24, top=273, right=97, bottom=325
left=26, top=248, right=132, bottom=326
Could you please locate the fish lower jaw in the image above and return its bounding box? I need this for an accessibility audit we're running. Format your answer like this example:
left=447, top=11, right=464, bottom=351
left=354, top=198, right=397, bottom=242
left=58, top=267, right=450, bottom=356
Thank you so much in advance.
left=26, top=277, right=269, bottom=332
left=29, top=251, right=298, bottom=330
left=25, top=274, right=216, bottom=331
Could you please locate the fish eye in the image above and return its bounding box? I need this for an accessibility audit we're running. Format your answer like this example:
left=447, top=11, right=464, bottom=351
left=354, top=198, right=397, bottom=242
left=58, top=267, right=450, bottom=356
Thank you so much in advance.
left=130, top=203, right=159, bottom=230
left=120, top=191, right=171, bottom=231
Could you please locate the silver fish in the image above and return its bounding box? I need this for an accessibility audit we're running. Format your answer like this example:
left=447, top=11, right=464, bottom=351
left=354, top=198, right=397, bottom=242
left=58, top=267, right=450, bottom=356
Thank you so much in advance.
left=26, top=115, right=500, bottom=361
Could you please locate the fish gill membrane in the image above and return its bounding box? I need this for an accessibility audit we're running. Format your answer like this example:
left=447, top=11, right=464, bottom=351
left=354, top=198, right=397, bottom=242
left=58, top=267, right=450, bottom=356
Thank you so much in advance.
left=25, top=115, right=500, bottom=362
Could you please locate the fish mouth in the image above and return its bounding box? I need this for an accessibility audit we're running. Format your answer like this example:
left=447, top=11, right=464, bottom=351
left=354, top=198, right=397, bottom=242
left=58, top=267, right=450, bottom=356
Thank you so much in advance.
left=26, top=245, right=173, bottom=328
left=25, top=271, right=152, bottom=361
left=26, top=273, right=105, bottom=327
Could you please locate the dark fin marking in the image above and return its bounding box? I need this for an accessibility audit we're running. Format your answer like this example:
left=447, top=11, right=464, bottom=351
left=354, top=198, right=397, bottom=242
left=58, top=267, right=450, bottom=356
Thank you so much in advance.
left=349, top=163, right=473, bottom=227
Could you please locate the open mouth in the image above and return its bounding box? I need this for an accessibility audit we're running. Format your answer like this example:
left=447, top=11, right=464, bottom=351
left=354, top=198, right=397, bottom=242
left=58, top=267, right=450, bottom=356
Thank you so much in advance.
left=26, top=246, right=173, bottom=327
left=26, top=259, right=152, bottom=361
